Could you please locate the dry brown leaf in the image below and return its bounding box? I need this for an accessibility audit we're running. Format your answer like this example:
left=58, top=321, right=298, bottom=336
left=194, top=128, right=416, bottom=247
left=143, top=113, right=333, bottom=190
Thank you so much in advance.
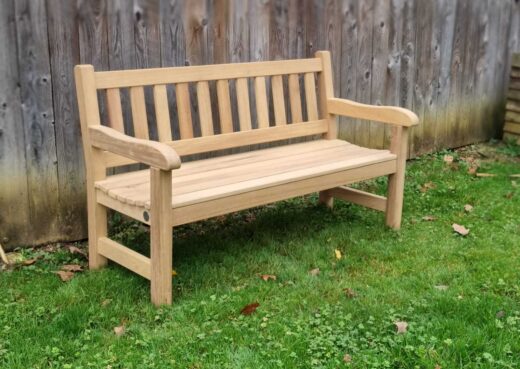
left=260, top=274, right=276, bottom=281
left=114, top=325, right=125, bottom=337
left=434, top=365, right=442, bottom=369
left=6, top=252, right=23, bottom=264
left=464, top=204, right=473, bottom=212
left=334, top=249, right=342, bottom=260
left=68, top=245, right=87, bottom=257
left=61, top=264, right=83, bottom=272
left=55, top=270, right=74, bottom=282
left=452, top=223, right=469, bottom=236
left=505, top=192, right=514, bottom=199
left=395, top=321, right=408, bottom=334
left=101, top=299, right=112, bottom=307
left=309, top=268, right=320, bottom=276
left=343, top=288, right=357, bottom=298
left=422, top=215, right=436, bottom=222
left=343, top=353, right=352, bottom=363
left=240, top=302, right=260, bottom=316
left=468, top=166, right=478, bottom=175
left=443, top=155, right=454, bottom=164
left=420, top=181, right=436, bottom=193
left=172, top=269, right=177, bottom=276
left=476, top=173, right=497, bottom=177
left=21, top=258, right=37, bottom=266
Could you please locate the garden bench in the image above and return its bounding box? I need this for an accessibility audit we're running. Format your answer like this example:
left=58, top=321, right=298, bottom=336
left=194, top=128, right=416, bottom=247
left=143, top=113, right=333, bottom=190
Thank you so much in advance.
left=74, top=51, right=418, bottom=305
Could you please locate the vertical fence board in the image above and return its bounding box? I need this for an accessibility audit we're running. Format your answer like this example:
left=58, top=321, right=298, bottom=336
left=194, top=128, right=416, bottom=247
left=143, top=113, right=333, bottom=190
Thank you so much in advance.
left=47, top=0, right=86, bottom=239
left=15, top=0, right=60, bottom=241
left=0, top=1, right=31, bottom=246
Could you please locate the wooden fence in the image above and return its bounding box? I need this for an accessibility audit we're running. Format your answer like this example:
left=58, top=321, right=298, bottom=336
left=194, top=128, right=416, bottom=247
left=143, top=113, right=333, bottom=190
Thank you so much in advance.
left=1, top=0, right=519, bottom=249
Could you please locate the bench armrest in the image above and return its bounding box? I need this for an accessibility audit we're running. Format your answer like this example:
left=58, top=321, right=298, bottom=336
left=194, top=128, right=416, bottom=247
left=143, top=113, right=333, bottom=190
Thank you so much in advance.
left=327, top=98, right=419, bottom=127
left=89, top=125, right=181, bottom=171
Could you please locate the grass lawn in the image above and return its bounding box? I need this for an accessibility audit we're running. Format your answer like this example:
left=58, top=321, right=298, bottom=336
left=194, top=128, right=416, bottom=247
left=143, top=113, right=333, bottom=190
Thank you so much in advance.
left=1, top=141, right=520, bottom=369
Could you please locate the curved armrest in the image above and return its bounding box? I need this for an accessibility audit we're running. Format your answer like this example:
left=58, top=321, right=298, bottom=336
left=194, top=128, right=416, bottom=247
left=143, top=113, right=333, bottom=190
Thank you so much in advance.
left=89, top=125, right=181, bottom=170
left=327, top=98, right=419, bottom=127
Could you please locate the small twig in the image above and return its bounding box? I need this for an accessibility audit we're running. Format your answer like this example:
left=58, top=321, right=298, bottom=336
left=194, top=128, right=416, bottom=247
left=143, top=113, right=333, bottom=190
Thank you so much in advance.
left=0, top=243, right=9, bottom=265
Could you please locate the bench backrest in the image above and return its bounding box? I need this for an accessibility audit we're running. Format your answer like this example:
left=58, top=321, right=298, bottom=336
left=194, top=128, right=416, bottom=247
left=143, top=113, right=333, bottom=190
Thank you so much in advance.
left=75, top=51, right=336, bottom=168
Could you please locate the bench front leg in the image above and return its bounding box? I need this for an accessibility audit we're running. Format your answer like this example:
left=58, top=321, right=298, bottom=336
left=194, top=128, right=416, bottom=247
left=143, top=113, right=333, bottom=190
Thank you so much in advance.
left=150, top=168, right=173, bottom=305
left=386, top=125, right=409, bottom=229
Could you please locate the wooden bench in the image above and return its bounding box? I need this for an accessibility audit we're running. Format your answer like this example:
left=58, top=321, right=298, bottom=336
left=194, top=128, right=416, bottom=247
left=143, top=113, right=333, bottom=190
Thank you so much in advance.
left=74, top=51, right=418, bottom=305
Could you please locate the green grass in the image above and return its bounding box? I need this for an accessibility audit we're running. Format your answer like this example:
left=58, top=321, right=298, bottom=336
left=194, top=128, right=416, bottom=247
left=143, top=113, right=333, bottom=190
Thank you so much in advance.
left=1, top=142, right=520, bottom=369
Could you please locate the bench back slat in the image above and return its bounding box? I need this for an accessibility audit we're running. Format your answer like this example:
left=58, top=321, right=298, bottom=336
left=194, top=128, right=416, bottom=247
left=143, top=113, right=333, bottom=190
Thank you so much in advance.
left=254, top=77, right=269, bottom=129
left=288, top=74, right=303, bottom=123
left=106, top=88, right=125, bottom=132
left=271, top=75, right=286, bottom=125
left=153, top=85, right=172, bottom=142
left=129, top=86, right=149, bottom=139
left=304, top=72, right=319, bottom=121
left=175, top=83, right=194, bottom=139
left=196, top=81, right=215, bottom=136
left=236, top=78, right=252, bottom=131
left=216, top=80, right=233, bottom=133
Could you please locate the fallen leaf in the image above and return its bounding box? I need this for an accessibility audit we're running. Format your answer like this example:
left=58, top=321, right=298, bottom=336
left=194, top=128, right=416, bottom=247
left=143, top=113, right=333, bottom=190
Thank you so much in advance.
left=434, top=285, right=449, bottom=291
left=464, top=204, right=473, bottom=212
left=420, top=181, right=436, bottom=193
left=260, top=274, right=276, bottom=281
left=172, top=269, right=177, bottom=276
left=510, top=174, right=520, bottom=178
left=443, top=155, right=454, bottom=164
left=512, top=180, right=518, bottom=188
left=309, top=268, right=320, bottom=276
left=422, top=215, right=436, bottom=221
left=343, top=353, right=352, bottom=363
left=55, top=270, right=74, bottom=282
left=395, top=321, right=408, bottom=334
left=434, top=365, right=442, bottom=369
left=61, top=264, right=83, bottom=272
left=68, top=245, right=87, bottom=257
left=21, top=258, right=37, bottom=266
left=468, top=166, right=478, bottom=175
left=505, top=192, right=514, bottom=199
left=101, top=299, right=112, bottom=307
left=334, top=249, right=342, bottom=260
left=496, top=310, right=505, bottom=319
left=476, top=173, right=497, bottom=177
left=343, top=288, right=357, bottom=298
left=240, top=302, right=260, bottom=315
left=113, top=325, right=125, bottom=337
left=452, top=223, right=469, bottom=236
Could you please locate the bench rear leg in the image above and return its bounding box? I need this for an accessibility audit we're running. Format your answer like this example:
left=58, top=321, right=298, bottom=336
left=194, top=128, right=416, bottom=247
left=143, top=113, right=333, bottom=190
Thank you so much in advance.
left=150, top=168, right=173, bottom=305
left=318, top=190, right=334, bottom=209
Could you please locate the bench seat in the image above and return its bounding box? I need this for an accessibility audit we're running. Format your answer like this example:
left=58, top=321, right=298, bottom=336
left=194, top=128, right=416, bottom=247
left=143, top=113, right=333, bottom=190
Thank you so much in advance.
left=95, top=139, right=396, bottom=224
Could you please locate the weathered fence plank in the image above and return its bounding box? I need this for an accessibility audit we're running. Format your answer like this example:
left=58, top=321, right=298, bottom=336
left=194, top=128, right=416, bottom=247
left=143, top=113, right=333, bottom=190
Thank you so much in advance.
left=0, top=1, right=31, bottom=246
left=0, top=0, right=518, bottom=249
left=15, top=0, right=60, bottom=242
